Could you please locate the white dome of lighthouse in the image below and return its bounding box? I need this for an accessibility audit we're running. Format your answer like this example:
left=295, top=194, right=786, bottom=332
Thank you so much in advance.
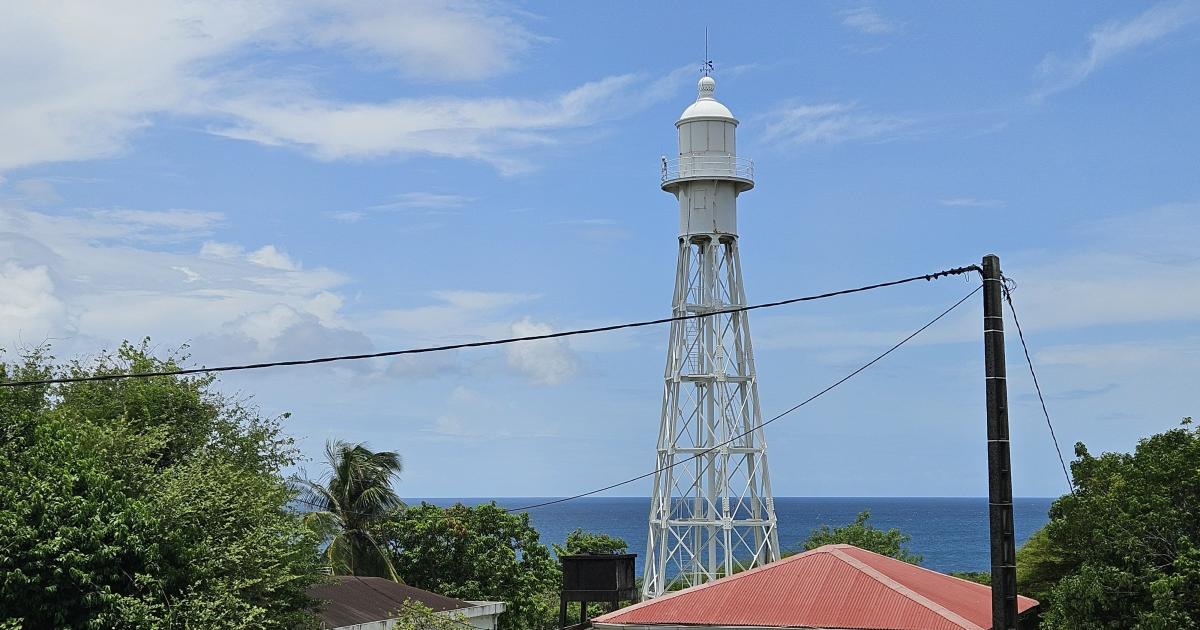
left=678, top=76, right=735, bottom=123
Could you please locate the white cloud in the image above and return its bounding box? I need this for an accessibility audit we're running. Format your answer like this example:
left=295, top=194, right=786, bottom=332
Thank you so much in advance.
left=0, top=205, right=354, bottom=365
left=170, top=266, right=202, bottom=283
left=759, top=102, right=913, bottom=147
left=450, top=385, right=478, bottom=403
left=210, top=71, right=688, bottom=174
left=1034, top=1, right=1200, bottom=98
left=939, top=197, right=1007, bottom=209
left=1082, top=201, right=1200, bottom=262
left=842, top=7, right=900, bottom=35
left=1035, top=340, right=1195, bottom=369
left=197, top=303, right=373, bottom=363
left=434, top=290, right=537, bottom=311
left=330, top=211, right=366, bottom=223
left=754, top=201, right=1200, bottom=356
left=0, top=1, right=675, bottom=174
left=10, top=179, right=63, bottom=205
left=304, top=1, right=539, bottom=81
left=367, top=192, right=474, bottom=212
left=89, top=209, right=223, bottom=241
left=994, top=203, right=1200, bottom=338
left=432, top=414, right=471, bottom=437
left=0, top=262, right=67, bottom=345
left=0, top=2, right=282, bottom=171
left=200, top=241, right=244, bottom=259
left=505, top=317, right=579, bottom=385
left=342, top=192, right=475, bottom=222
left=386, top=352, right=463, bottom=379
left=367, top=290, right=585, bottom=384
left=247, top=245, right=301, bottom=271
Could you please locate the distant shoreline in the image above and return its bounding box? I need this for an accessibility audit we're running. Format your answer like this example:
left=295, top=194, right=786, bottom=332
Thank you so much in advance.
left=410, top=497, right=1055, bottom=574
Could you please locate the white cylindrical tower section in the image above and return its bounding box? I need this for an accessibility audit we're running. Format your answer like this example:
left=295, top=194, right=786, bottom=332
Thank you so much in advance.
left=661, top=76, right=753, bottom=238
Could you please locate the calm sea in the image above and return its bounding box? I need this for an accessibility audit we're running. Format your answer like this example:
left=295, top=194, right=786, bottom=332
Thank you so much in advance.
left=416, top=497, right=1054, bottom=575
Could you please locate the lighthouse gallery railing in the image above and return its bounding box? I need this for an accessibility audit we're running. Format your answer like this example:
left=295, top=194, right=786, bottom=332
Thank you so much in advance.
left=661, top=155, right=754, bottom=183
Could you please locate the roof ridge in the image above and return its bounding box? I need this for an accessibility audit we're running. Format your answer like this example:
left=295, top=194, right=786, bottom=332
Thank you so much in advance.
left=832, top=544, right=1010, bottom=592
left=827, top=547, right=984, bottom=630
left=359, top=575, right=408, bottom=608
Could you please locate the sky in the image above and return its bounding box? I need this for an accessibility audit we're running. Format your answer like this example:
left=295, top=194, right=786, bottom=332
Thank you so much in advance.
left=1, top=1, right=1198, bottom=499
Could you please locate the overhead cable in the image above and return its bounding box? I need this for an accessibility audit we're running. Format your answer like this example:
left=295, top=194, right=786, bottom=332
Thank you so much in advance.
left=0, top=265, right=981, bottom=388
left=506, top=285, right=981, bottom=512
left=1001, top=281, right=1075, bottom=494
left=291, top=284, right=981, bottom=518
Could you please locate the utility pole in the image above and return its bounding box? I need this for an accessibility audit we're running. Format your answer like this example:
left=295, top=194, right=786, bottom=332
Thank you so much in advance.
left=982, top=254, right=1017, bottom=629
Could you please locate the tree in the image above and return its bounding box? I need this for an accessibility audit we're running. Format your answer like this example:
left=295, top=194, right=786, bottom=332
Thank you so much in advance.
left=297, top=440, right=403, bottom=580
left=388, top=601, right=472, bottom=630
left=801, top=510, right=923, bottom=564
left=944, top=527, right=1073, bottom=594
left=380, top=502, right=561, bottom=630
left=0, top=342, right=322, bottom=628
left=1013, top=525, right=1073, bottom=603
left=1037, top=418, right=1200, bottom=628
left=950, top=571, right=992, bottom=585
left=553, top=529, right=629, bottom=556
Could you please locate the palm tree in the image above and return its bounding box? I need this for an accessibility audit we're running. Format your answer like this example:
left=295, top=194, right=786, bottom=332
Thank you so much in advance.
left=298, top=439, right=404, bottom=580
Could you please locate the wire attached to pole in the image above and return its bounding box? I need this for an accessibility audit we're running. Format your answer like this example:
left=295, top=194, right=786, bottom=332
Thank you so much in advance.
left=1001, top=279, right=1075, bottom=495
left=0, top=265, right=981, bottom=388
left=506, top=284, right=983, bottom=512
left=290, top=284, right=981, bottom=519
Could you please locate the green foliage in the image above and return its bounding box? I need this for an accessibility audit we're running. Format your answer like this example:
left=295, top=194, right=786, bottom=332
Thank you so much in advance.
left=552, top=529, right=628, bottom=557
left=381, top=502, right=561, bottom=630
left=1038, top=418, right=1200, bottom=628
left=950, top=571, right=992, bottom=586
left=388, top=601, right=471, bottom=630
left=0, top=341, right=322, bottom=629
left=1013, top=525, right=1073, bottom=603
left=298, top=440, right=403, bottom=580
left=801, top=510, right=924, bottom=564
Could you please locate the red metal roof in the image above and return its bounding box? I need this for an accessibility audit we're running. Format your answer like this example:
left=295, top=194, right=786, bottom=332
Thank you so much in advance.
left=592, top=545, right=1037, bottom=630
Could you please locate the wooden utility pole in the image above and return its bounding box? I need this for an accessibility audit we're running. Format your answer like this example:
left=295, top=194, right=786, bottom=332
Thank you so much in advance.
left=982, top=254, right=1018, bottom=629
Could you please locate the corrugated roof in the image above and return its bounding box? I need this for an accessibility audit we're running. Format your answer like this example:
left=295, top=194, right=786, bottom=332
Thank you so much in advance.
left=308, top=576, right=472, bottom=627
left=593, top=544, right=1038, bottom=630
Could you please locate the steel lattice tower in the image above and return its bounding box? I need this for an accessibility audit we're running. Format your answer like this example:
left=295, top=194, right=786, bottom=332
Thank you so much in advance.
left=643, top=76, right=780, bottom=599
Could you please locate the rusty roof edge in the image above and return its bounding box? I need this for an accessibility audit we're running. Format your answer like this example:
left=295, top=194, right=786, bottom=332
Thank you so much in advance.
left=825, top=546, right=984, bottom=630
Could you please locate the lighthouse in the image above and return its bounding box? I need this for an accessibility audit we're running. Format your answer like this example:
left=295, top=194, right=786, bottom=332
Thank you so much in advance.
left=643, top=75, right=781, bottom=599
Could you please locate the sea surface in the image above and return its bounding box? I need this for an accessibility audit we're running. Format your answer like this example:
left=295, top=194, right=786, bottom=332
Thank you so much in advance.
left=415, top=497, right=1054, bottom=575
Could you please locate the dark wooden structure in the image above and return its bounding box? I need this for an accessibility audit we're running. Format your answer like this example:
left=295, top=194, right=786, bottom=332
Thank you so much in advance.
left=559, top=553, right=637, bottom=628
left=982, top=254, right=1018, bottom=630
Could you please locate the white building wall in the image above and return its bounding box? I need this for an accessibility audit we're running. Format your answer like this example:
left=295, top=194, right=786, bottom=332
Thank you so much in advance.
left=330, top=602, right=506, bottom=630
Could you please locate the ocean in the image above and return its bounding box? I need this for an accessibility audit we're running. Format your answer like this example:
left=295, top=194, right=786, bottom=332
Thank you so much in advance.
left=416, top=497, right=1054, bottom=575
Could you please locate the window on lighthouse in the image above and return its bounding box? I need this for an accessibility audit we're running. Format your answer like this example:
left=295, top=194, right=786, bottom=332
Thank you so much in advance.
left=690, top=124, right=708, bottom=152
left=707, top=122, right=724, bottom=153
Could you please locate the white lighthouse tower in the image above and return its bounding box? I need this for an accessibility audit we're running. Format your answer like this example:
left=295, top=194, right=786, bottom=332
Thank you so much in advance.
left=643, top=74, right=781, bottom=599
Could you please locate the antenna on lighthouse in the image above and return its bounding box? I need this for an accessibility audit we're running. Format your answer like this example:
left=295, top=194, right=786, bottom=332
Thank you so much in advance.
left=702, top=28, right=713, bottom=76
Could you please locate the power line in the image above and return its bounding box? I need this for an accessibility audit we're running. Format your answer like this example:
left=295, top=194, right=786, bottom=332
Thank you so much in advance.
left=1001, top=281, right=1075, bottom=494
left=0, top=265, right=981, bottom=388
left=292, top=284, right=981, bottom=517
left=507, top=285, right=980, bottom=512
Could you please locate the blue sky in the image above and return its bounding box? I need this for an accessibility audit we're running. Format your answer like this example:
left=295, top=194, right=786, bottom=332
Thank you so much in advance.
left=1, top=1, right=1198, bottom=499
